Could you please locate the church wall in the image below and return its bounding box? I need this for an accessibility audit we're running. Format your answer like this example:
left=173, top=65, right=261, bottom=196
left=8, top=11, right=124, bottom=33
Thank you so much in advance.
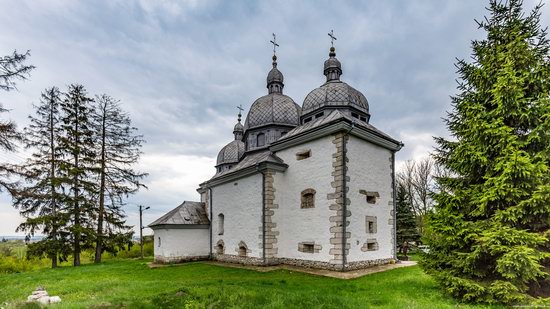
left=153, top=228, right=210, bottom=263
left=345, top=135, right=394, bottom=263
left=211, top=173, right=263, bottom=259
left=272, top=135, right=334, bottom=263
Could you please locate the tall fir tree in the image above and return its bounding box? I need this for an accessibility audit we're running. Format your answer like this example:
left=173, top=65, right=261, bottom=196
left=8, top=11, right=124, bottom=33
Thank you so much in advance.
left=396, top=183, right=419, bottom=252
left=58, top=84, right=97, bottom=266
left=92, top=94, right=146, bottom=263
left=14, top=87, right=70, bottom=267
left=423, top=0, right=550, bottom=304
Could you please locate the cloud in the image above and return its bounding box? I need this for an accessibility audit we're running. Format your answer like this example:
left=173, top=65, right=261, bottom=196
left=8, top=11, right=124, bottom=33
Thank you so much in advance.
left=2, top=0, right=546, bottom=236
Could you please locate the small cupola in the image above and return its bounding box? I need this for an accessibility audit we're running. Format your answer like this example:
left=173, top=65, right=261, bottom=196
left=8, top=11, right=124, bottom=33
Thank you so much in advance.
left=324, top=47, right=342, bottom=82
left=233, top=110, right=244, bottom=140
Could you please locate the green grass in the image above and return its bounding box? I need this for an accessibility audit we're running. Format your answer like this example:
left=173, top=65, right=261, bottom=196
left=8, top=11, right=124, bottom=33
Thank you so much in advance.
left=0, top=259, right=502, bottom=309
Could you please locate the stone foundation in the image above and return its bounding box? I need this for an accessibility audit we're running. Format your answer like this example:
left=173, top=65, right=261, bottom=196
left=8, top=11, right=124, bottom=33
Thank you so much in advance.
left=154, top=255, right=209, bottom=264
left=187, top=254, right=396, bottom=271
left=214, top=254, right=264, bottom=266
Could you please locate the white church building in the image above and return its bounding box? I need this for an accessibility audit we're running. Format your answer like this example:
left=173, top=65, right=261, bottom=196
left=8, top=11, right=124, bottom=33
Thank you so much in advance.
left=150, top=39, right=403, bottom=271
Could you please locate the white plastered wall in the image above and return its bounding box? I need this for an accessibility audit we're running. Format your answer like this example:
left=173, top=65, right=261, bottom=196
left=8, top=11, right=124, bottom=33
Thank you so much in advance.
left=153, top=228, right=209, bottom=260
left=273, top=135, right=334, bottom=262
left=211, top=173, right=262, bottom=257
left=346, top=135, right=394, bottom=262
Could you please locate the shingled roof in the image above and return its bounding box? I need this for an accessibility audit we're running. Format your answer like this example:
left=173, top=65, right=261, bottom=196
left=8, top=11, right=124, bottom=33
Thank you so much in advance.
left=149, top=201, right=209, bottom=227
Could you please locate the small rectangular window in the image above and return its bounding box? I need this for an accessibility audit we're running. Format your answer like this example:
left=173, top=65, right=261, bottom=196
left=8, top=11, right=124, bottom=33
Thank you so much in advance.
left=304, top=117, right=312, bottom=123
left=315, top=112, right=324, bottom=118
left=360, top=190, right=380, bottom=204
left=303, top=244, right=314, bottom=253
left=296, top=150, right=311, bottom=160
left=360, top=116, right=367, bottom=122
left=351, top=112, right=359, bottom=119
left=367, top=241, right=377, bottom=251
left=366, top=216, right=377, bottom=234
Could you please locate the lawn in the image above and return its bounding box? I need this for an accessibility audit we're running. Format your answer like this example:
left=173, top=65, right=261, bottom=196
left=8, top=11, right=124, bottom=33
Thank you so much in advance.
left=0, top=259, right=501, bottom=308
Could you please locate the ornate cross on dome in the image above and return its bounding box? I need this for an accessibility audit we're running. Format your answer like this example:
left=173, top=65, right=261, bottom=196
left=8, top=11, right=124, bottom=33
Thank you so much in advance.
left=328, top=29, right=337, bottom=47
left=270, top=33, right=279, bottom=55
left=237, top=104, right=244, bottom=122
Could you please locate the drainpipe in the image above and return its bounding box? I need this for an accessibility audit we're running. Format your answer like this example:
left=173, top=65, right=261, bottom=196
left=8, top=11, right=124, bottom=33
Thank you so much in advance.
left=208, top=187, right=213, bottom=260
left=257, top=164, right=266, bottom=265
left=342, top=121, right=355, bottom=271
left=391, top=151, right=397, bottom=261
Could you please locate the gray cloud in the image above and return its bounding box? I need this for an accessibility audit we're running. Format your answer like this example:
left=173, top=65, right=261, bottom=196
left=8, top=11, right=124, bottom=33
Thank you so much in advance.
left=0, top=0, right=545, bottom=236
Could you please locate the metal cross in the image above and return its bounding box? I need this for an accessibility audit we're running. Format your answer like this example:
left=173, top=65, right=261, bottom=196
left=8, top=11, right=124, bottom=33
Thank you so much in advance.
left=237, top=104, right=244, bottom=121
left=328, top=29, right=337, bottom=47
left=270, top=33, right=279, bottom=54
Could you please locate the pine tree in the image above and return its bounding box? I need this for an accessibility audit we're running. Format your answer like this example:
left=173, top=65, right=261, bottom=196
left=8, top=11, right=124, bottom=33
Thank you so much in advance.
left=0, top=49, right=34, bottom=193
left=396, top=183, right=419, bottom=252
left=0, top=50, right=35, bottom=91
left=92, top=94, right=146, bottom=263
left=423, top=0, right=550, bottom=304
left=14, top=87, right=69, bottom=267
left=58, top=84, right=97, bottom=266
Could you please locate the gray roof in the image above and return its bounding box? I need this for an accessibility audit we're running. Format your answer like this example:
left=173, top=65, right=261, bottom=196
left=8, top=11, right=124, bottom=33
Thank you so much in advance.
left=277, top=109, right=399, bottom=144
left=211, top=150, right=285, bottom=180
left=244, top=93, right=301, bottom=130
left=216, top=139, right=245, bottom=166
left=302, top=81, right=369, bottom=117
left=149, top=201, right=209, bottom=226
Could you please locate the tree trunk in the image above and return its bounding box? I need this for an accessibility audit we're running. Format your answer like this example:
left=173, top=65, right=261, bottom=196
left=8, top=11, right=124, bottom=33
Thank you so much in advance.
left=49, top=101, right=58, bottom=269
left=94, top=105, right=107, bottom=263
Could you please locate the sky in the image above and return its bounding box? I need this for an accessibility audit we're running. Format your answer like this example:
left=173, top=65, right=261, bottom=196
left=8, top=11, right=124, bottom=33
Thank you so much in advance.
left=0, top=0, right=546, bottom=236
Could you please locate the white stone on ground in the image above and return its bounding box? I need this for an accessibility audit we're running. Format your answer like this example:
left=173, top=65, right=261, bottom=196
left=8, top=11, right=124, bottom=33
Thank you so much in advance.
left=27, top=287, right=61, bottom=304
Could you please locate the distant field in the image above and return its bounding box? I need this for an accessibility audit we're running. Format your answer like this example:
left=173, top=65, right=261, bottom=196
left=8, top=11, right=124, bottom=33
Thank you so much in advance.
left=0, top=258, right=502, bottom=308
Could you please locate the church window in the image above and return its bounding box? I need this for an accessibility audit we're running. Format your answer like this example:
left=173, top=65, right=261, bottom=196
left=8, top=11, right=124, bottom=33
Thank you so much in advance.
left=257, top=133, right=265, bottom=147
left=301, top=189, right=316, bottom=209
left=218, top=213, right=224, bottom=235
left=281, top=131, right=287, bottom=136
left=315, top=112, right=324, bottom=118
left=238, top=241, right=248, bottom=257
left=360, top=116, right=367, bottom=122
left=298, top=242, right=320, bottom=253
left=158, top=237, right=161, bottom=247
left=302, top=244, right=314, bottom=253
left=360, top=190, right=380, bottom=204
left=303, top=117, right=312, bottom=123
left=216, top=240, right=225, bottom=255
left=352, top=112, right=359, bottom=119
left=366, top=216, right=377, bottom=234
left=296, top=149, right=311, bottom=160
left=365, top=239, right=378, bottom=251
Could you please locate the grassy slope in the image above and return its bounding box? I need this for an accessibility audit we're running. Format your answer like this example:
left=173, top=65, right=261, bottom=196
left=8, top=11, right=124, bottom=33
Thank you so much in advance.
left=0, top=259, right=501, bottom=309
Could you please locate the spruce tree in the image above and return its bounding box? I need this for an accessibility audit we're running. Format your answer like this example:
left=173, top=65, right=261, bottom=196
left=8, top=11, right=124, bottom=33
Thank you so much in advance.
left=423, top=0, right=550, bottom=304
left=396, top=183, right=419, bottom=252
left=14, top=87, right=69, bottom=267
left=92, top=94, right=146, bottom=263
left=58, top=84, right=97, bottom=266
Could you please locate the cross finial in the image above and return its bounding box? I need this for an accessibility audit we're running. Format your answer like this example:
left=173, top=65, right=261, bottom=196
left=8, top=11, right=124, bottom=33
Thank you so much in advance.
left=328, top=29, right=337, bottom=47
left=237, top=104, right=244, bottom=122
left=270, top=33, right=279, bottom=55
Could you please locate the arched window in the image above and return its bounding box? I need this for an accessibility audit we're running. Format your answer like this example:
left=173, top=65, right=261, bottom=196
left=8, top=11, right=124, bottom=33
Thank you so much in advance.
left=216, top=240, right=225, bottom=255
left=301, top=189, right=316, bottom=209
left=158, top=237, right=161, bottom=247
left=238, top=241, right=248, bottom=257
left=257, top=133, right=265, bottom=147
left=218, top=213, right=224, bottom=235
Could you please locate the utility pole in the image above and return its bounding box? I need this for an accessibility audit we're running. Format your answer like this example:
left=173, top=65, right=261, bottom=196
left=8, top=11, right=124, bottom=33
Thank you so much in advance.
left=139, top=205, right=150, bottom=259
